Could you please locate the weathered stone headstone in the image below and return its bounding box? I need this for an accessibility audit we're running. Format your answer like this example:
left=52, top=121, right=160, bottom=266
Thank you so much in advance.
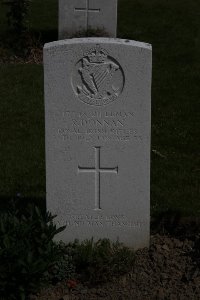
left=59, top=0, right=118, bottom=39
left=44, top=38, right=152, bottom=249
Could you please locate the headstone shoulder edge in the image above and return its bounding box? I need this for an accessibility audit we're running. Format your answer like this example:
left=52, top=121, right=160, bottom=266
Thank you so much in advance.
left=43, top=38, right=152, bottom=52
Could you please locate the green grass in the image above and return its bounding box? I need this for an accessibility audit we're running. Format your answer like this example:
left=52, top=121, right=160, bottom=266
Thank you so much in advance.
left=0, top=0, right=199, bottom=216
left=0, top=64, right=45, bottom=198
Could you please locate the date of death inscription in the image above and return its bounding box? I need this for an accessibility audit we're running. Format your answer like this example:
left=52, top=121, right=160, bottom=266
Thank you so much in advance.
left=56, top=110, right=142, bottom=142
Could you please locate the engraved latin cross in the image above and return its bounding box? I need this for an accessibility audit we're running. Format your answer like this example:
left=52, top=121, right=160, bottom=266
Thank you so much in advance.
left=74, top=0, right=100, bottom=30
left=78, top=147, right=118, bottom=210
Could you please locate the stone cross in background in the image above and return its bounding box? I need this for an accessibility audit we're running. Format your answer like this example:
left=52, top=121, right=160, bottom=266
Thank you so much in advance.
left=44, top=38, right=152, bottom=249
left=74, top=1, right=100, bottom=31
left=59, top=0, right=118, bottom=39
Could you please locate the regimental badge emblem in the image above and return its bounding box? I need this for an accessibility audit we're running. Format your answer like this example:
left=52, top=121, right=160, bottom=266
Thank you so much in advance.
left=72, top=45, right=125, bottom=106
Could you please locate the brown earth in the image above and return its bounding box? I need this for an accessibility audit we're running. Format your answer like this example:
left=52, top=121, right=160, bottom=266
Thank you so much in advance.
left=0, top=47, right=43, bottom=64
left=30, top=233, right=200, bottom=300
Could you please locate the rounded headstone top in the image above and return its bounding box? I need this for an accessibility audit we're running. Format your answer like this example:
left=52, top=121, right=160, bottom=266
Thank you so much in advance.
left=44, top=38, right=152, bottom=51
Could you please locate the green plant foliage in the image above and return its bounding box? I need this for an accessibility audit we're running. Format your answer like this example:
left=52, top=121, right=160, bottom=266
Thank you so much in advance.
left=194, top=235, right=200, bottom=268
left=0, top=204, right=65, bottom=299
left=69, top=238, right=135, bottom=284
left=3, top=0, right=31, bottom=34
left=66, top=27, right=110, bottom=39
left=2, top=0, right=32, bottom=54
left=46, top=242, right=76, bottom=284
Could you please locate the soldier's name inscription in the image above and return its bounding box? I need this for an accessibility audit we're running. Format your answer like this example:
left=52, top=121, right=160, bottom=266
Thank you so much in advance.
left=58, top=110, right=141, bottom=142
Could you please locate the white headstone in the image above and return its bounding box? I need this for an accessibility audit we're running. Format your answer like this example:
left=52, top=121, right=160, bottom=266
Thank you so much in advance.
left=44, top=38, right=152, bottom=249
left=59, top=0, right=118, bottom=39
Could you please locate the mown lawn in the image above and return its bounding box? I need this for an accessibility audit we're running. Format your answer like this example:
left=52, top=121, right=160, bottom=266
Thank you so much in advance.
left=0, top=0, right=199, bottom=216
left=0, top=64, right=45, bottom=198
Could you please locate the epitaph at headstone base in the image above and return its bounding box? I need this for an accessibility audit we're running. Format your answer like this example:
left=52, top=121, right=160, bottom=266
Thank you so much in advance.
left=44, top=38, right=152, bottom=249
